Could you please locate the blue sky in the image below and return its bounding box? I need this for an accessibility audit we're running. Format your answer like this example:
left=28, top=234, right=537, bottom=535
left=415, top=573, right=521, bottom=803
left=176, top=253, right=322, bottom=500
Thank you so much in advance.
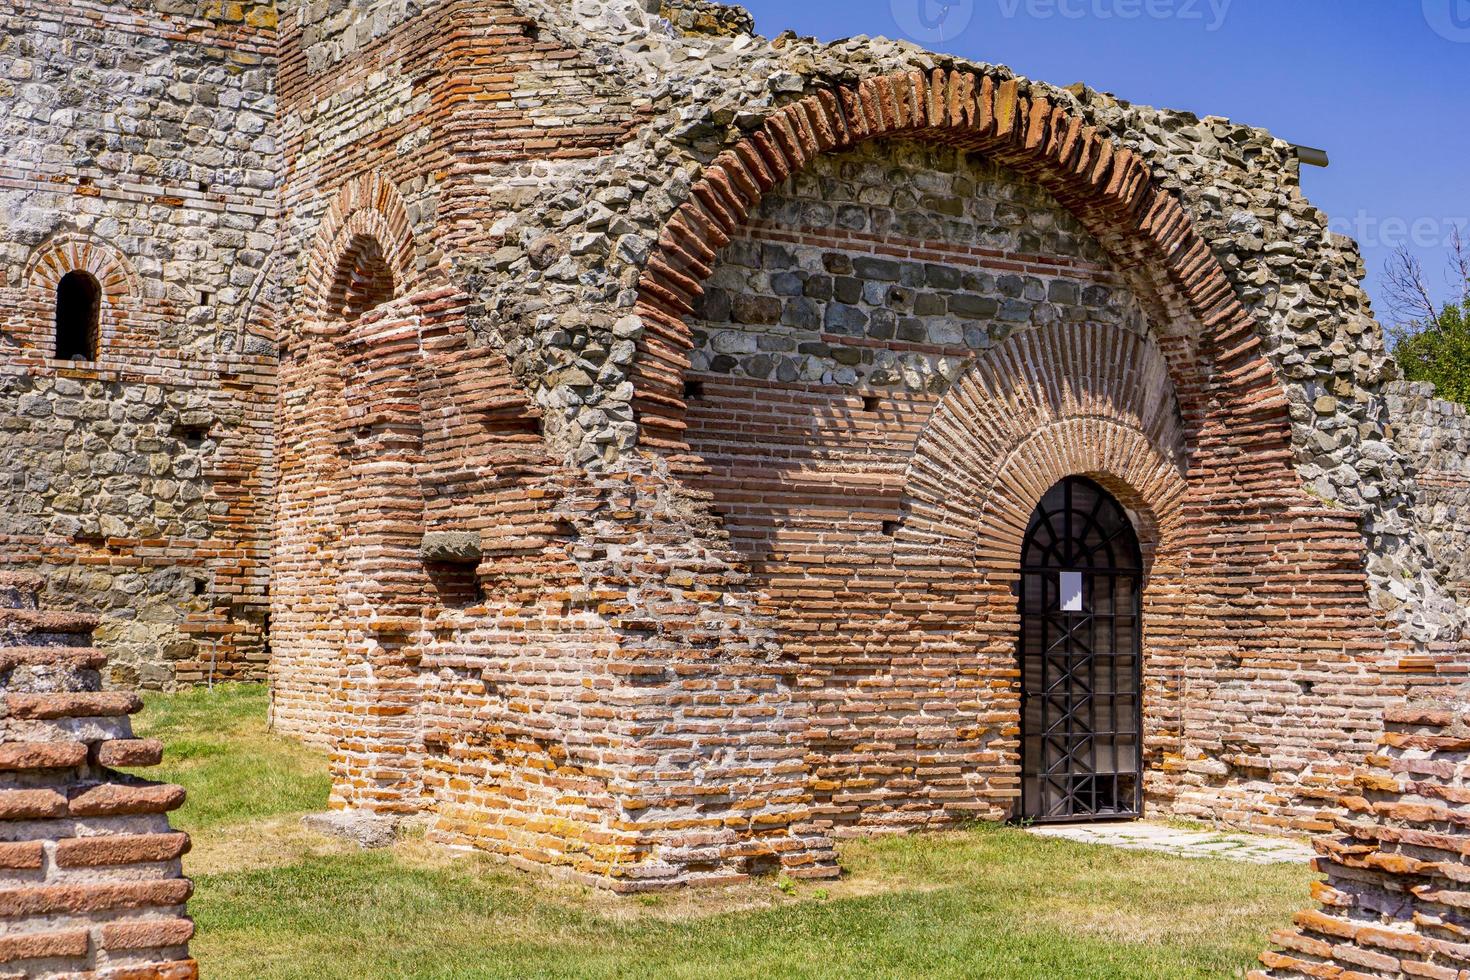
left=736, top=0, right=1470, bottom=323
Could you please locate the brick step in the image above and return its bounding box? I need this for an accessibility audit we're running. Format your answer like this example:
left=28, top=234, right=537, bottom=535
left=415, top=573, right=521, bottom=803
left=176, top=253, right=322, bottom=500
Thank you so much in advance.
left=0, top=571, right=43, bottom=611
left=0, top=781, right=185, bottom=821
left=3, top=692, right=142, bottom=720
left=0, top=646, right=108, bottom=673
left=0, top=607, right=99, bottom=645
left=0, top=741, right=87, bottom=771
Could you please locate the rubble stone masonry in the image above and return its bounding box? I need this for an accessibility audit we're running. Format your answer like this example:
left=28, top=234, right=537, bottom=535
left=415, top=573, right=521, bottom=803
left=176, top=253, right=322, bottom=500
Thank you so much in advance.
left=1389, top=381, right=1470, bottom=609
left=3, top=0, right=1470, bottom=892
left=0, top=0, right=279, bottom=688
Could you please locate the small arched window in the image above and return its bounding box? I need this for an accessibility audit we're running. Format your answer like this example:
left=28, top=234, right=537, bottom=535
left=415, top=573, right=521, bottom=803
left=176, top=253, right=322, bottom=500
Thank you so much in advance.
left=55, top=270, right=101, bottom=361
left=328, top=235, right=395, bottom=322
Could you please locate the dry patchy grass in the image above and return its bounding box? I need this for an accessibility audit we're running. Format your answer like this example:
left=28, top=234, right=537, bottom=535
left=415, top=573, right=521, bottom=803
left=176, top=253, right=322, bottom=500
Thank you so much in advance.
left=137, top=685, right=1314, bottom=979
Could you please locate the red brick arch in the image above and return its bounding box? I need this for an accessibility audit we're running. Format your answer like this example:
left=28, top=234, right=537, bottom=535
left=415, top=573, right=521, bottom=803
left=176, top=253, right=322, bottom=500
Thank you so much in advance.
left=25, top=234, right=137, bottom=302
left=901, top=321, right=1189, bottom=577
left=632, top=68, right=1287, bottom=451
left=302, top=171, right=416, bottom=326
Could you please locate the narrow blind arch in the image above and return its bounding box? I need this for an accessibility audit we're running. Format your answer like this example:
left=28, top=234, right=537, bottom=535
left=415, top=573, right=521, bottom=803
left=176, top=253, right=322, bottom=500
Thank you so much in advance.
left=327, top=234, right=396, bottom=322
left=55, top=270, right=102, bottom=361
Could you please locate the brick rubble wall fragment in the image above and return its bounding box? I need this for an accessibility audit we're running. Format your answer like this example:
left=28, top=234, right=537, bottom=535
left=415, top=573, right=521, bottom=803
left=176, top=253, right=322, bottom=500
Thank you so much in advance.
left=0, top=572, right=195, bottom=979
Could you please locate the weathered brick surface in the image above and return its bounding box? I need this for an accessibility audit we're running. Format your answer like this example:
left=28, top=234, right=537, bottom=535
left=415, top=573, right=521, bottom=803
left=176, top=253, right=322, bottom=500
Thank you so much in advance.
left=4, top=0, right=1469, bottom=897
left=0, top=574, right=194, bottom=978
left=1257, top=694, right=1470, bottom=980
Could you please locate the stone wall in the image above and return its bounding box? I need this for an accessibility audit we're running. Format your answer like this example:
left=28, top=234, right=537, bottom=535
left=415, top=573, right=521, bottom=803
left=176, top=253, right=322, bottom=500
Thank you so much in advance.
left=1257, top=692, right=1470, bottom=980
left=1389, top=381, right=1470, bottom=607
left=690, top=140, right=1146, bottom=391
left=0, top=572, right=194, bottom=978
left=0, top=0, right=279, bottom=687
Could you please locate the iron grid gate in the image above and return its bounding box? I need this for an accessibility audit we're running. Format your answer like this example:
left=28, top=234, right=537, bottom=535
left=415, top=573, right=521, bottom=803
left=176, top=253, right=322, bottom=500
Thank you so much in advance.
left=1018, top=476, right=1144, bottom=823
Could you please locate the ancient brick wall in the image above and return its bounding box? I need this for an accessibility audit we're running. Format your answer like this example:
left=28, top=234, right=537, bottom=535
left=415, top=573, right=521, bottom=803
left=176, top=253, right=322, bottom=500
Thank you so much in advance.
left=260, top=0, right=1470, bottom=891
left=1389, top=382, right=1470, bottom=608
left=679, top=136, right=1398, bottom=836
left=270, top=0, right=839, bottom=888
left=0, top=0, right=1400, bottom=895
left=268, top=0, right=647, bottom=748
left=1257, top=693, right=1470, bottom=980
left=0, top=572, right=194, bottom=978
left=0, top=0, right=279, bottom=687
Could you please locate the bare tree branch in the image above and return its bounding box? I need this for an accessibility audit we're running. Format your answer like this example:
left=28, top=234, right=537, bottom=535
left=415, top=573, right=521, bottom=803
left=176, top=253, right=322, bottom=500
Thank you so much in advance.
left=1384, top=245, right=1441, bottom=328
left=1449, top=224, right=1470, bottom=307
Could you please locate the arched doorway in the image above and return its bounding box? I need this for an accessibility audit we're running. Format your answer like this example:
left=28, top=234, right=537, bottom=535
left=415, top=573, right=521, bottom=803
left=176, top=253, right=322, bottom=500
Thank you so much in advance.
left=1019, top=476, right=1143, bottom=823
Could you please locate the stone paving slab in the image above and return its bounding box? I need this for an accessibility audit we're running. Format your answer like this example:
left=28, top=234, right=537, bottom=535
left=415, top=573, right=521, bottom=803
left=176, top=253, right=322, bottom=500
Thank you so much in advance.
left=1024, top=821, right=1317, bottom=865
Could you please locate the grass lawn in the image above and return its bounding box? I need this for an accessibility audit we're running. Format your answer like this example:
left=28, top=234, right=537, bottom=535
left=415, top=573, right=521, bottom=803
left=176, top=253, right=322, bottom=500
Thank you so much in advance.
left=131, top=684, right=1312, bottom=979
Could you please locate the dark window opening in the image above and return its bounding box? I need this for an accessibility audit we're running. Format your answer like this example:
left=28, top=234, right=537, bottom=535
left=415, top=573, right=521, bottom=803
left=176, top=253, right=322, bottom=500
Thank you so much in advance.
left=55, top=270, right=101, bottom=361
left=427, top=561, right=484, bottom=610
left=193, top=577, right=208, bottom=596
left=862, top=394, right=882, bottom=413
left=880, top=519, right=900, bottom=537
left=199, top=290, right=212, bottom=306
left=684, top=380, right=705, bottom=401
left=174, top=424, right=210, bottom=448
left=327, top=235, right=395, bottom=322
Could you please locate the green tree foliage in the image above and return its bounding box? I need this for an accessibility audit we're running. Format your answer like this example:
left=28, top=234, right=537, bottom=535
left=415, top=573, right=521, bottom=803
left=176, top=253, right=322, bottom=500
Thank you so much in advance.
left=1392, top=295, right=1470, bottom=404
left=1385, top=236, right=1470, bottom=405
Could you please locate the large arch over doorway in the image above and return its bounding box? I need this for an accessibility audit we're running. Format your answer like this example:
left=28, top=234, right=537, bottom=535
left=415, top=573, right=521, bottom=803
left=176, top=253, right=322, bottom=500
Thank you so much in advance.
left=631, top=68, right=1287, bottom=454
left=651, top=69, right=1392, bottom=838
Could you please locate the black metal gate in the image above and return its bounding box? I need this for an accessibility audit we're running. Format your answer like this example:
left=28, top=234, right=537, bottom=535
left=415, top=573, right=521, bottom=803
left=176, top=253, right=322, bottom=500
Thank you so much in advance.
left=1018, top=476, right=1143, bottom=823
